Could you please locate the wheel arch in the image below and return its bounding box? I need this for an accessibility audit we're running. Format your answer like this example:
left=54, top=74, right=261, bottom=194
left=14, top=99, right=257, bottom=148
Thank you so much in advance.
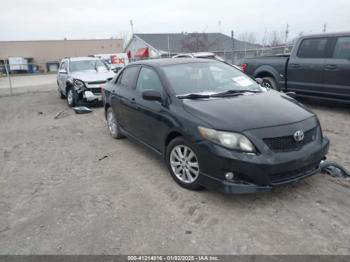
left=164, top=131, right=184, bottom=157
left=104, top=103, right=111, bottom=119
left=65, top=81, right=73, bottom=95
left=253, top=66, right=279, bottom=81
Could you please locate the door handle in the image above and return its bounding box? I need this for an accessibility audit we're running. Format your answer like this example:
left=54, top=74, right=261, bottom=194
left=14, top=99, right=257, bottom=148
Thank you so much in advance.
left=290, top=63, right=301, bottom=68
left=325, top=64, right=338, bottom=70
left=130, top=98, right=136, bottom=104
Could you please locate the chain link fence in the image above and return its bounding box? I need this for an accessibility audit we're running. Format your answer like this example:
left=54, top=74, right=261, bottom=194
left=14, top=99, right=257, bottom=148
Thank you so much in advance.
left=213, top=44, right=294, bottom=65
left=0, top=61, right=58, bottom=96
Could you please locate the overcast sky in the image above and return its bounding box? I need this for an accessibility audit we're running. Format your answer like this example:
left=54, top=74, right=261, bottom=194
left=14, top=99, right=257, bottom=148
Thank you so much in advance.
left=0, top=0, right=349, bottom=43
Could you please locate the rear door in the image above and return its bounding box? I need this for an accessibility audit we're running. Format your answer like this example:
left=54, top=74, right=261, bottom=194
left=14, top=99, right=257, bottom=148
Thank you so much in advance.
left=323, top=36, right=350, bottom=99
left=287, top=37, right=330, bottom=95
left=110, top=66, right=140, bottom=134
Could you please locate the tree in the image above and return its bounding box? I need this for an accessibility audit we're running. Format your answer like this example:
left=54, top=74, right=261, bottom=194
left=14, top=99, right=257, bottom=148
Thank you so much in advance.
left=181, top=33, right=213, bottom=52
left=268, top=31, right=284, bottom=46
left=238, top=32, right=257, bottom=45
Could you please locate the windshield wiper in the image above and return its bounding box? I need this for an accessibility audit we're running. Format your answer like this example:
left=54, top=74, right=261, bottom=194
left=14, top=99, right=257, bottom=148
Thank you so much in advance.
left=176, top=93, right=212, bottom=99
left=211, top=89, right=262, bottom=97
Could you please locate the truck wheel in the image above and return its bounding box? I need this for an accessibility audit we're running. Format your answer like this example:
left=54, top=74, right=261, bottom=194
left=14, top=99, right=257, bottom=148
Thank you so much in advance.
left=66, top=87, right=79, bottom=107
left=262, top=77, right=279, bottom=91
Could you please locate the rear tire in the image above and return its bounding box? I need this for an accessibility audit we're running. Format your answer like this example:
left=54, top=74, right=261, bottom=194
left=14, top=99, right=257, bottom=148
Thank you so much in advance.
left=58, top=86, right=65, bottom=99
left=106, top=107, right=123, bottom=139
left=262, top=77, right=279, bottom=91
left=166, top=137, right=204, bottom=191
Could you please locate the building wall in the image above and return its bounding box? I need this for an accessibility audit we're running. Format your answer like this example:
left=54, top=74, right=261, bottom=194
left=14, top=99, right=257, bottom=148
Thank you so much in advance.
left=0, top=39, right=123, bottom=63
left=124, top=36, right=160, bottom=60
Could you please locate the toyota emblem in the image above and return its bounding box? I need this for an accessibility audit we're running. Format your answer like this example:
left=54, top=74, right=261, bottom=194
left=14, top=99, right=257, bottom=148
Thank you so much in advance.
left=294, top=130, right=304, bottom=142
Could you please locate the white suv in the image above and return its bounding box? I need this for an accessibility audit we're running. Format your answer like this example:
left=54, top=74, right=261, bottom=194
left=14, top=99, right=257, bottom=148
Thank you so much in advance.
left=57, top=57, right=115, bottom=107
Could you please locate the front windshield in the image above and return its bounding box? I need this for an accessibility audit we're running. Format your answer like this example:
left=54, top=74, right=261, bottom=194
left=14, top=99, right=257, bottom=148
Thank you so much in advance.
left=70, top=60, right=109, bottom=73
left=162, top=61, right=263, bottom=95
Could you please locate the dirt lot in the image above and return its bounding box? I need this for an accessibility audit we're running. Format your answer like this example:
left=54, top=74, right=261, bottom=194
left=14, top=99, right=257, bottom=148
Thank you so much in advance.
left=0, top=89, right=350, bottom=255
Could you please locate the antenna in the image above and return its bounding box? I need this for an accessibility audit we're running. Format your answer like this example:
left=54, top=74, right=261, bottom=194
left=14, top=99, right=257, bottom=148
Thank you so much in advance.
left=323, top=23, right=327, bottom=33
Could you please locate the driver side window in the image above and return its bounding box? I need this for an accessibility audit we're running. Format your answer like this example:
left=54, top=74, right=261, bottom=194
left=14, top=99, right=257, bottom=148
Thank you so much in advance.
left=136, top=67, right=163, bottom=93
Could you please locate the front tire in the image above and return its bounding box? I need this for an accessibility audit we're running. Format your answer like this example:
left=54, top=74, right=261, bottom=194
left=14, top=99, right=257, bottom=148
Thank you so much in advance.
left=166, top=137, right=204, bottom=191
left=66, top=87, right=79, bottom=107
left=262, top=77, right=279, bottom=91
left=106, top=107, right=123, bottom=139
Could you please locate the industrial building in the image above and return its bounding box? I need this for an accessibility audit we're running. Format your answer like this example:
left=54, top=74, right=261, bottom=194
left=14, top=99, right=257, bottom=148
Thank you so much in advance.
left=124, top=33, right=261, bottom=63
left=0, top=38, right=123, bottom=72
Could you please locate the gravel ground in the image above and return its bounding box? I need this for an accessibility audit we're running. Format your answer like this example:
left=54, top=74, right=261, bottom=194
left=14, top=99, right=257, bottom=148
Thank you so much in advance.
left=0, top=90, right=349, bottom=255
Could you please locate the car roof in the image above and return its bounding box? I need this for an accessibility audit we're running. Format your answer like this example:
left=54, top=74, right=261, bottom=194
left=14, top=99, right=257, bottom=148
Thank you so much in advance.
left=192, top=52, right=216, bottom=57
left=300, top=31, right=350, bottom=39
left=65, top=57, right=100, bottom=62
left=131, top=58, right=217, bottom=67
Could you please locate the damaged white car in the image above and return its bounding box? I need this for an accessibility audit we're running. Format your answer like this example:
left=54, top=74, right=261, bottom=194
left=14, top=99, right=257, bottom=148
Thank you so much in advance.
left=57, top=57, right=115, bottom=107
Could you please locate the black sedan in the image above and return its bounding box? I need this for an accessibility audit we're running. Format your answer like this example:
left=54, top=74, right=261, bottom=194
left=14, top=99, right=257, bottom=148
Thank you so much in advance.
left=102, top=58, right=329, bottom=194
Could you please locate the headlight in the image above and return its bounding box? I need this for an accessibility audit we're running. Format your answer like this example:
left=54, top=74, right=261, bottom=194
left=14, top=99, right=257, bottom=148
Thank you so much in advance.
left=198, top=126, right=256, bottom=153
left=73, top=79, right=85, bottom=89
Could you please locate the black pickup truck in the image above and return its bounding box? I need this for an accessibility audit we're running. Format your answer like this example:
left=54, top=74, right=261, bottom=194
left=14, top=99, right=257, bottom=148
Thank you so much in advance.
left=242, top=32, right=350, bottom=102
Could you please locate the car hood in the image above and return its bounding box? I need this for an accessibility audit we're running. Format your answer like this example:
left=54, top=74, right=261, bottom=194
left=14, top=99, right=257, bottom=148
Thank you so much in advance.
left=183, top=91, right=315, bottom=132
left=71, top=70, right=115, bottom=83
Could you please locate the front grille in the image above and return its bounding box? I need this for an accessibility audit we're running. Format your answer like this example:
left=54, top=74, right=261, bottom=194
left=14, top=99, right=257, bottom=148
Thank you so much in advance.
left=86, top=88, right=102, bottom=95
left=263, top=127, right=317, bottom=152
left=269, top=162, right=320, bottom=184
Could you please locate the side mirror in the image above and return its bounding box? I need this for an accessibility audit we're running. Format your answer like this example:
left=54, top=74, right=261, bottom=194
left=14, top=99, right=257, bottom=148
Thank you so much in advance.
left=285, top=91, right=296, bottom=98
left=255, top=78, right=264, bottom=85
left=59, top=69, right=67, bottom=74
left=142, top=90, right=162, bottom=102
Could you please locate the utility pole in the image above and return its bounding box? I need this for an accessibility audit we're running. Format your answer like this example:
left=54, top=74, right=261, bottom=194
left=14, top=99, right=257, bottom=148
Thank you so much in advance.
left=323, top=23, right=327, bottom=33
left=231, top=30, right=235, bottom=64
left=167, top=34, right=170, bottom=58
left=130, top=20, right=134, bottom=35
left=4, top=59, right=13, bottom=96
left=284, top=24, right=289, bottom=45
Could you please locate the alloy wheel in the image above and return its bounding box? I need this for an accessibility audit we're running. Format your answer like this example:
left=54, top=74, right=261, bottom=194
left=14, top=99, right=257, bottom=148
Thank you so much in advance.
left=107, top=110, right=117, bottom=136
left=170, top=145, right=199, bottom=184
left=67, top=89, right=73, bottom=105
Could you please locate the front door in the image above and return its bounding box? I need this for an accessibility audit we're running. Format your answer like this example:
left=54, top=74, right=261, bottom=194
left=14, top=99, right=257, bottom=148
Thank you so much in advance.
left=323, top=36, right=350, bottom=99
left=288, top=37, right=329, bottom=95
left=132, top=66, right=167, bottom=151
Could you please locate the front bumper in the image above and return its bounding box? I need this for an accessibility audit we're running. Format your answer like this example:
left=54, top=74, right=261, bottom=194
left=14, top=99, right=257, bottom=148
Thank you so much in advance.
left=83, top=91, right=102, bottom=102
left=195, top=136, right=330, bottom=194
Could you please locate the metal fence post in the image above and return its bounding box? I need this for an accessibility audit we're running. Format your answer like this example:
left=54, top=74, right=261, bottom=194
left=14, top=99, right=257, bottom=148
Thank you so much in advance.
left=4, top=60, right=13, bottom=96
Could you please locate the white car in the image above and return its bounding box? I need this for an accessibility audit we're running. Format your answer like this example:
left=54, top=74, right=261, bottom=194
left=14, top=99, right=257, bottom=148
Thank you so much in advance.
left=57, top=57, right=115, bottom=107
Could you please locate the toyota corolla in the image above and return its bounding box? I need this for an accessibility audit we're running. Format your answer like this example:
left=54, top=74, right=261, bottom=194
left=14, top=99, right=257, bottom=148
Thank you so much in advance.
left=102, top=58, right=329, bottom=194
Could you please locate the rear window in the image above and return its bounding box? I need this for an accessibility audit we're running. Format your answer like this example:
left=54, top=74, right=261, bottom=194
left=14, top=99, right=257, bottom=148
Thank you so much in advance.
left=297, top=38, right=328, bottom=58
left=333, top=36, right=350, bottom=59
left=119, top=66, right=139, bottom=88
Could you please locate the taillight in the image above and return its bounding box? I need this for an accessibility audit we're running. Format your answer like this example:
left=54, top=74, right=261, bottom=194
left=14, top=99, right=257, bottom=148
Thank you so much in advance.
left=241, top=63, right=247, bottom=73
